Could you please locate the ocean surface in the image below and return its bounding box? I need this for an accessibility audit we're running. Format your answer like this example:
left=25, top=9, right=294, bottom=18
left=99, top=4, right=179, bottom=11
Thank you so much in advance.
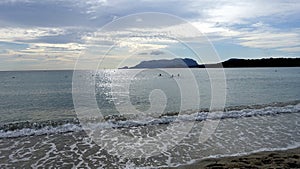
left=0, top=68, right=299, bottom=168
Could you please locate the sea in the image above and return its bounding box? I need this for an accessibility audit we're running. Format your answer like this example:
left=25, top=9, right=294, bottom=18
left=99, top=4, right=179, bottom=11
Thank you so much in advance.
left=0, top=67, right=299, bottom=168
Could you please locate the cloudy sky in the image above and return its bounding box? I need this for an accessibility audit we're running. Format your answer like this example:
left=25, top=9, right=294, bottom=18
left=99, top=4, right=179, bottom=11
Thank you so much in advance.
left=0, top=0, right=299, bottom=70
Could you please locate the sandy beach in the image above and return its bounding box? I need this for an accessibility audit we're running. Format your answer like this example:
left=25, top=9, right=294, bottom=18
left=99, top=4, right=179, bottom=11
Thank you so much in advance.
left=170, top=147, right=300, bottom=169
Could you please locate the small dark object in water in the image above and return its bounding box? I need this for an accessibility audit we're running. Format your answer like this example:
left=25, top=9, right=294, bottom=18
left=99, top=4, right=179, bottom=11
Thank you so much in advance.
left=177, top=74, right=180, bottom=77
left=158, top=73, right=162, bottom=77
left=12, top=76, right=15, bottom=79
left=171, top=74, right=174, bottom=78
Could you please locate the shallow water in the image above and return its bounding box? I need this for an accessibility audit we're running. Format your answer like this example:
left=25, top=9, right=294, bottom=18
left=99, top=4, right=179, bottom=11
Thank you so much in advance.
left=0, top=104, right=299, bottom=168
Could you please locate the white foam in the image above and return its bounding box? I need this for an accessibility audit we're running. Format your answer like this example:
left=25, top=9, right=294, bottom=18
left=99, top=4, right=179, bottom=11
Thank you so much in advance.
left=0, top=103, right=299, bottom=138
left=0, top=124, right=82, bottom=138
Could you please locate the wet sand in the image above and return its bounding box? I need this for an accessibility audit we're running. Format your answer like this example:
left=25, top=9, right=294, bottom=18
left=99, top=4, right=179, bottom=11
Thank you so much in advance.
left=171, top=147, right=300, bottom=169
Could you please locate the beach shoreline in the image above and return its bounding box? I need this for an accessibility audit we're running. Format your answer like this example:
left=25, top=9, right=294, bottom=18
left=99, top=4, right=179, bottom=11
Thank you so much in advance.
left=169, top=147, right=300, bottom=169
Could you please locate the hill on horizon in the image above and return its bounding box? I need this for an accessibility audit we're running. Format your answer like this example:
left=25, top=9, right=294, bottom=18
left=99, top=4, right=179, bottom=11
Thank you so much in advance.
left=120, top=57, right=300, bottom=69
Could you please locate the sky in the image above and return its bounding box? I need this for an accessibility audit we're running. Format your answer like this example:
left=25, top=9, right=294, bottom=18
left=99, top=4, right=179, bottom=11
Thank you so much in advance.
left=0, top=0, right=300, bottom=70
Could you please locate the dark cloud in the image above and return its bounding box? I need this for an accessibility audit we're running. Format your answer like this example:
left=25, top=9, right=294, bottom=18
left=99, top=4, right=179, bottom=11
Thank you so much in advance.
left=138, top=52, right=148, bottom=55
left=0, top=0, right=200, bottom=28
left=138, top=51, right=165, bottom=56
left=0, top=1, right=98, bottom=27
left=150, top=50, right=164, bottom=55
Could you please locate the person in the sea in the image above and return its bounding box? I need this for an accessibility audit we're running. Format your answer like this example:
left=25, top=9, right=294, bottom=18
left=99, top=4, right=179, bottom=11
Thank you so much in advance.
left=159, top=73, right=162, bottom=77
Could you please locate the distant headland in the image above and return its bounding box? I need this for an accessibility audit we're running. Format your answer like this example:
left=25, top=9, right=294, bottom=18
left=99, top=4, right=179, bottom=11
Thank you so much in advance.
left=120, top=57, right=300, bottom=69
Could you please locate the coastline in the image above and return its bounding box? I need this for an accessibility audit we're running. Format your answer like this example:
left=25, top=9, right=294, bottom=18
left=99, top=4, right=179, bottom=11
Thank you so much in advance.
left=170, top=147, right=300, bottom=169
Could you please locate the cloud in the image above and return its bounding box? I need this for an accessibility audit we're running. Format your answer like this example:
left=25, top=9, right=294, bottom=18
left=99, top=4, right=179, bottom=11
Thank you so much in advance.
left=0, top=27, right=86, bottom=63
left=0, top=27, right=65, bottom=42
left=202, top=0, right=300, bottom=25
left=0, top=1, right=93, bottom=27
left=238, top=31, right=300, bottom=49
left=150, top=50, right=164, bottom=55
left=1, top=0, right=299, bottom=28
left=138, top=52, right=148, bottom=55
left=0, top=0, right=300, bottom=70
left=190, top=20, right=300, bottom=53
left=277, top=46, right=300, bottom=53
left=136, top=50, right=165, bottom=56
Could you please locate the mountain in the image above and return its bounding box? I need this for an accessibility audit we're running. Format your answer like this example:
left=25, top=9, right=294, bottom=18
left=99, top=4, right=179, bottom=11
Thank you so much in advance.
left=120, top=57, right=300, bottom=69
left=129, top=58, right=199, bottom=69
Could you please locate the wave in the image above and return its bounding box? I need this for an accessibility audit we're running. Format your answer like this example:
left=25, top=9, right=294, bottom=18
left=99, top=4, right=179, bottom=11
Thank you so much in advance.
left=0, top=118, right=80, bottom=132
left=0, top=101, right=299, bottom=138
left=109, top=102, right=300, bottom=128
left=0, top=123, right=82, bottom=138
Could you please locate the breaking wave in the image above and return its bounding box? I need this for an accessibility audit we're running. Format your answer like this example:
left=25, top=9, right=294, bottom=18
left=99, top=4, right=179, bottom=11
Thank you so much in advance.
left=0, top=101, right=299, bottom=138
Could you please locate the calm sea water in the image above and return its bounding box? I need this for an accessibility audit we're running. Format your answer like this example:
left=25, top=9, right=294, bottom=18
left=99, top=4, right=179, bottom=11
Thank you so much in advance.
left=0, top=68, right=299, bottom=168
left=0, top=68, right=299, bottom=123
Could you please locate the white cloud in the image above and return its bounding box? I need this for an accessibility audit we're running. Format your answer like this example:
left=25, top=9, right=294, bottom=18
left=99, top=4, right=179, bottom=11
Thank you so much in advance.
left=0, top=0, right=32, bottom=4
left=190, top=20, right=300, bottom=53
left=0, top=27, right=85, bottom=63
left=238, top=31, right=300, bottom=48
left=202, top=0, right=300, bottom=24
left=277, top=46, right=300, bottom=53
left=0, top=27, right=65, bottom=42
